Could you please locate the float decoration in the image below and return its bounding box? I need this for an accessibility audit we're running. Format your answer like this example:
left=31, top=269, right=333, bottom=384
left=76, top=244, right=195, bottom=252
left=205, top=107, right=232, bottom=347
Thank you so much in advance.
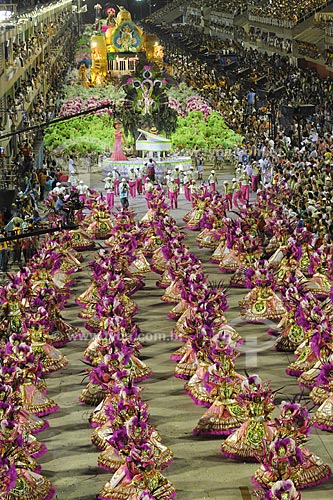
left=113, top=22, right=142, bottom=53
left=136, top=128, right=171, bottom=155
left=118, top=64, right=177, bottom=139
left=126, top=65, right=167, bottom=115
left=90, top=7, right=145, bottom=80
left=170, top=110, right=243, bottom=151
left=90, top=6, right=163, bottom=82
left=94, top=3, right=102, bottom=22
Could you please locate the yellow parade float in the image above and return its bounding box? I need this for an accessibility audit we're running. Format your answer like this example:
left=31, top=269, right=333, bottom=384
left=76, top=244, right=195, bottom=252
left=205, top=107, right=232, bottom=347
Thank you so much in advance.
left=90, top=6, right=163, bottom=83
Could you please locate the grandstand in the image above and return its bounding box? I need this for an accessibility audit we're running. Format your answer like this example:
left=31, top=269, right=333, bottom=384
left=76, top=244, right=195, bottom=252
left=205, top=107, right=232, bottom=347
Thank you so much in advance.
left=144, top=0, right=333, bottom=76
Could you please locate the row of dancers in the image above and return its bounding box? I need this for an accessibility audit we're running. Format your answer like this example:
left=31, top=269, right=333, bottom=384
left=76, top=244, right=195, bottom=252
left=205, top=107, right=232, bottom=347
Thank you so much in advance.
left=2, top=172, right=333, bottom=499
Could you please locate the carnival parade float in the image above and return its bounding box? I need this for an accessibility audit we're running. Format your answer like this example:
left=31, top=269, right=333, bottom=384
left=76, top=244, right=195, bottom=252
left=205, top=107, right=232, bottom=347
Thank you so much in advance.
left=43, top=5, right=242, bottom=176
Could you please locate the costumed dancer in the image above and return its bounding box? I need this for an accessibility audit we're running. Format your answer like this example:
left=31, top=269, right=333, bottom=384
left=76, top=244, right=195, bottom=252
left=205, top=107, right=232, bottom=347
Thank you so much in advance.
left=185, top=187, right=209, bottom=230
left=105, top=174, right=115, bottom=211
left=190, top=179, right=197, bottom=207
left=136, top=167, right=143, bottom=195
left=172, top=166, right=180, bottom=188
left=22, top=309, right=68, bottom=374
left=77, top=180, right=89, bottom=203
left=144, top=177, right=154, bottom=209
left=86, top=199, right=114, bottom=239
left=128, top=168, right=137, bottom=198
left=254, top=480, right=302, bottom=500
left=183, top=170, right=191, bottom=201
left=207, top=169, right=217, bottom=193
left=285, top=307, right=332, bottom=383
left=217, top=220, right=243, bottom=274
left=253, top=401, right=331, bottom=489
left=92, top=374, right=173, bottom=473
left=239, top=264, right=285, bottom=323
left=110, top=122, right=128, bottom=161
left=112, top=169, right=121, bottom=196
left=313, top=363, right=333, bottom=431
left=310, top=361, right=333, bottom=407
left=221, top=374, right=275, bottom=461
left=268, top=280, right=310, bottom=353
left=223, top=180, right=233, bottom=210
left=232, top=177, right=242, bottom=209
left=193, top=335, right=246, bottom=436
left=98, top=444, right=176, bottom=500
left=239, top=172, right=250, bottom=205
left=167, top=177, right=179, bottom=210
left=196, top=192, right=227, bottom=249
left=251, top=161, right=260, bottom=192
left=229, top=233, right=263, bottom=288
left=0, top=399, right=55, bottom=500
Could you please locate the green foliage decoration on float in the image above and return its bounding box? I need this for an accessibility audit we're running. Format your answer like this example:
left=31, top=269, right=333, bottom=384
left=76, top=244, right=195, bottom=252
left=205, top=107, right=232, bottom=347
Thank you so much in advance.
left=170, top=111, right=243, bottom=152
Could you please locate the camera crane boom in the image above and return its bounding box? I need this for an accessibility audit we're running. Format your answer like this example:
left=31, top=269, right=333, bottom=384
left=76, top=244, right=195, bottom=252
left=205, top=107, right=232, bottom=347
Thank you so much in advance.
left=0, top=102, right=116, bottom=141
